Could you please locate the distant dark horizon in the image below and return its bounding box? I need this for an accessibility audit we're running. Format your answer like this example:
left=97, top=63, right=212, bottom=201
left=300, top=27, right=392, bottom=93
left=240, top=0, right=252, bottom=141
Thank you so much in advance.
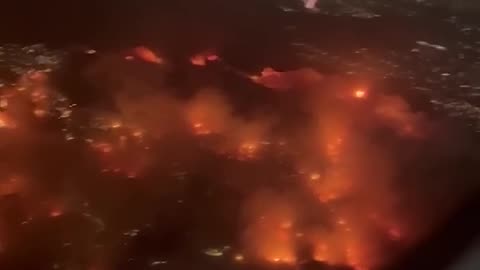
left=1, top=0, right=480, bottom=47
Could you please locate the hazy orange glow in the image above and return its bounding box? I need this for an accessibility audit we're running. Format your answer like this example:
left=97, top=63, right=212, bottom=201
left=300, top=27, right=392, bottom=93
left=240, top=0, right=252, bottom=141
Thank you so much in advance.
left=206, top=54, right=219, bottom=61
left=185, top=90, right=233, bottom=136
left=49, top=208, right=64, bottom=218
left=250, top=67, right=287, bottom=90
left=243, top=194, right=297, bottom=265
left=237, top=141, right=259, bottom=160
left=309, top=231, right=345, bottom=265
left=326, top=137, right=343, bottom=162
left=233, top=254, right=245, bottom=262
left=190, top=52, right=219, bottom=66
left=190, top=55, right=207, bottom=66
left=192, top=122, right=212, bottom=135
left=0, top=176, right=26, bottom=196
left=133, top=46, right=163, bottom=64
left=92, top=142, right=113, bottom=154
left=0, top=113, right=15, bottom=128
left=110, top=120, right=122, bottom=129
left=309, top=172, right=321, bottom=181
left=313, top=171, right=352, bottom=203
left=375, top=95, right=425, bottom=137
left=33, top=109, right=47, bottom=118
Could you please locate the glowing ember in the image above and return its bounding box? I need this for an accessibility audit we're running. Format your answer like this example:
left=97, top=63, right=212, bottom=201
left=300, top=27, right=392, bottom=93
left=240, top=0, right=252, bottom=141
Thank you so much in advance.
left=110, top=120, right=122, bottom=129
left=309, top=173, right=321, bottom=180
left=132, top=130, right=144, bottom=138
left=354, top=89, right=367, bottom=99
left=233, top=254, right=245, bottom=262
left=249, top=75, right=260, bottom=82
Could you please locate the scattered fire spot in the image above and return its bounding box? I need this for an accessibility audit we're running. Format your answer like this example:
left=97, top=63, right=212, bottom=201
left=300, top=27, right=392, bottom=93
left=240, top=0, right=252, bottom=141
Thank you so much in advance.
left=310, top=173, right=321, bottom=181
left=92, top=143, right=113, bottom=154
left=133, top=46, right=163, bottom=64
left=234, top=254, right=244, bottom=262
left=190, top=55, right=207, bottom=66
left=190, top=53, right=219, bottom=66
left=354, top=89, right=367, bottom=99
left=33, top=109, right=47, bottom=118
left=192, top=122, right=212, bottom=135
left=0, top=113, right=15, bottom=128
left=388, top=227, right=402, bottom=240
left=49, top=209, right=63, bottom=218
left=237, top=142, right=259, bottom=160
left=206, top=54, right=219, bottom=61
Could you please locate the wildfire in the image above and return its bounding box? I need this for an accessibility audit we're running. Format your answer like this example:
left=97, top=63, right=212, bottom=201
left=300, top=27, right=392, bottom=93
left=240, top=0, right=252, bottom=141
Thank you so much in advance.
left=0, top=46, right=447, bottom=270
left=243, top=194, right=298, bottom=265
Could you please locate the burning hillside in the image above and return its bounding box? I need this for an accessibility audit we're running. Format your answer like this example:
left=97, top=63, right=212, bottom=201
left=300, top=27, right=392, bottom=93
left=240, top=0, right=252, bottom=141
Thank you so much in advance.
left=0, top=41, right=477, bottom=270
